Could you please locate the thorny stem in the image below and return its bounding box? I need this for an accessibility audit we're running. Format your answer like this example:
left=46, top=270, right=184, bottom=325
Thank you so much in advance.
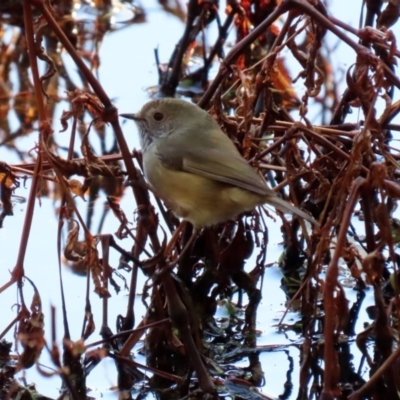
left=199, top=0, right=400, bottom=108
left=31, top=0, right=161, bottom=334
left=27, top=3, right=217, bottom=393
left=322, top=178, right=364, bottom=397
left=160, top=0, right=199, bottom=96
left=199, top=1, right=290, bottom=107
left=30, top=0, right=110, bottom=107
left=57, top=105, right=82, bottom=342
left=4, top=1, right=400, bottom=398
left=1, top=1, right=50, bottom=291
left=348, top=345, right=400, bottom=400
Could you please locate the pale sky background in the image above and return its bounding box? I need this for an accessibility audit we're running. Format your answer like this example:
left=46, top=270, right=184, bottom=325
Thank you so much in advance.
left=0, top=1, right=397, bottom=398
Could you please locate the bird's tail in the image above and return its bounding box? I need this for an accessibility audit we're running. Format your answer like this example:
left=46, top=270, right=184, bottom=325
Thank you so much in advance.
left=266, top=196, right=319, bottom=227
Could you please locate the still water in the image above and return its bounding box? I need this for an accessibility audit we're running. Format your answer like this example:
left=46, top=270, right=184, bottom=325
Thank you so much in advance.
left=0, top=1, right=381, bottom=398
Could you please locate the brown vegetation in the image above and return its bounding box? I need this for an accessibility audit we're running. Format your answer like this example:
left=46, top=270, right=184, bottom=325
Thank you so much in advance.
left=1, top=0, right=400, bottom=399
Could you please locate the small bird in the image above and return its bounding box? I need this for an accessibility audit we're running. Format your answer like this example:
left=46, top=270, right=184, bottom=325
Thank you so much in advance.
left=120, top=98, right=317, bottom=229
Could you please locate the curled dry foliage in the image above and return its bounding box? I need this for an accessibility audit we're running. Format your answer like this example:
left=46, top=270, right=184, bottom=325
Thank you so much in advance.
left=1, top=0, right=400, bottom=399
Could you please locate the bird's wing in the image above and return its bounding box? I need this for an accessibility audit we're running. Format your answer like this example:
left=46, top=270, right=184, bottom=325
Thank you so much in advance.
left=156, top=138, right=271, bottom=196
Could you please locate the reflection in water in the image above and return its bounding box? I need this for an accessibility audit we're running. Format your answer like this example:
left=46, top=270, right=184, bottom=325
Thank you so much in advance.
left=1, top=1, right=399, bottom=399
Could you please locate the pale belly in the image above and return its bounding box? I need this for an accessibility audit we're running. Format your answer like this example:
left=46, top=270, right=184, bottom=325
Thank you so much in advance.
left=143, top=150, right=262, bottom=228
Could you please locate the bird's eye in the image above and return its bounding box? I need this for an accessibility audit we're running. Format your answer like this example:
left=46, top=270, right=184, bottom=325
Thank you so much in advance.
left=153, top=112, right=164, bottom=121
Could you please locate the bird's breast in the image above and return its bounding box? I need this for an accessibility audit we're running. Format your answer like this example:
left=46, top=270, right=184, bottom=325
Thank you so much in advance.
left=142, top=144, right=263, bottom=227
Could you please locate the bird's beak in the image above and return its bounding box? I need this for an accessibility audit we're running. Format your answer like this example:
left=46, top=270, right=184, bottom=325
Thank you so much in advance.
left=120, top=113, right=139, bottom=120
